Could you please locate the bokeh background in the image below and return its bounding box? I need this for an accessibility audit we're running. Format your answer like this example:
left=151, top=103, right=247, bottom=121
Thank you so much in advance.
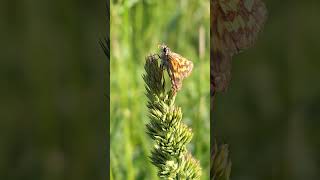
left=110, top=0, right=210, bottom=179
left=214, top=1, right=320, bottom=180
left=0, top=0, right=106, bottom=179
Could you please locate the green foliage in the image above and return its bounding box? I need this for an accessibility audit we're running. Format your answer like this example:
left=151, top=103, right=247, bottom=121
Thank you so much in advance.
left=110, top=0, right=210, bottom=179
left=143, top=56, right=201, bottom=179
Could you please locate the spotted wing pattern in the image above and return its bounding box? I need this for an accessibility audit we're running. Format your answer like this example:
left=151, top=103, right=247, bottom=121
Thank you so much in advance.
left=211, top=0, right=267, bottom=104
left=167, top=52, right=193, bottom=91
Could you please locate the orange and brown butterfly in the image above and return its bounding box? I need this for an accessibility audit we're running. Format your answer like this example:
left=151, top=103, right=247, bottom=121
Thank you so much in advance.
left=211, top=0, right=267, bottom=105
left=158, top=44, right=193, bottom=92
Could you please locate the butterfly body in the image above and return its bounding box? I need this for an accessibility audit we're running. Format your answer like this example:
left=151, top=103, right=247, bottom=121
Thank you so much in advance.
left=159, top=45, right=193, bottom=92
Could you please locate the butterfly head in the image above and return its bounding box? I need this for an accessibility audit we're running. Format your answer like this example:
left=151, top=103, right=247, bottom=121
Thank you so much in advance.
left=158, top=44, right=170, bottom=56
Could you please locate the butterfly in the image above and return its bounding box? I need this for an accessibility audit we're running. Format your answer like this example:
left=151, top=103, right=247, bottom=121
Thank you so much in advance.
left=211, top=0, right=267, bottom=104
left=158, top=44, right=193, bottom=92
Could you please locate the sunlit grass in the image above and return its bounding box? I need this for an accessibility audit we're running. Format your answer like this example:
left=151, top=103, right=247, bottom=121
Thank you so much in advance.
left=110, top=0, right=210, bottom=179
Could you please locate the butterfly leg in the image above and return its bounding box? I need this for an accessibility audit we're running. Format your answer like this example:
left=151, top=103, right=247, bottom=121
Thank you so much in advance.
left=150, top=53, right=161, bottom=61
left=159, top=60, right=166, bottom=88
left=160, top=66, right=165, bottom=88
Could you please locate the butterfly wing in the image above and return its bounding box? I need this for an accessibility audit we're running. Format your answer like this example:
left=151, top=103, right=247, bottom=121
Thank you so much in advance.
left=211, top=0, right=267, bottom=94
left=167, top=52, right=193, bottom=90
left=213, top=0, right=267, bottom=55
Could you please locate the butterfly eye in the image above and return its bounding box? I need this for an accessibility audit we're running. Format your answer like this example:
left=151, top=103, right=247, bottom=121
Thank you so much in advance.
left=164, top=47, right=170, bottom=54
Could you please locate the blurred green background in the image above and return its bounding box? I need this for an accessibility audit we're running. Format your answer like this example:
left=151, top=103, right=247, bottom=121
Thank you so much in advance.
left=110, top=0, right=210, bottom=179
left=214, top=1, right=320, bottom=180
left=0, top=0, right=106, bottom=179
